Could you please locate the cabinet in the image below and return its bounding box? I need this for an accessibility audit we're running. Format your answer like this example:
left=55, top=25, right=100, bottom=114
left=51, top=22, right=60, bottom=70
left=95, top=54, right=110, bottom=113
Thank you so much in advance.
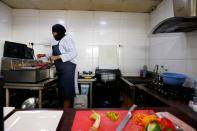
left=121, top=77, right=167, bottom=107
left=134, top=87, right=167, bottom=107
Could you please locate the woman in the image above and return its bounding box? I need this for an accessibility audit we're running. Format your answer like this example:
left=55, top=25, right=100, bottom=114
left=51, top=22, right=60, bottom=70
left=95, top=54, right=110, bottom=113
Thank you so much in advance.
left=37, top=24, right=78, bottom=109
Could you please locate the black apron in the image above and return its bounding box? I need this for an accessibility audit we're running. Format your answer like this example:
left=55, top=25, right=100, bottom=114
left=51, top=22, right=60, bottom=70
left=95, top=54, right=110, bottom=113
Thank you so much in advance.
left=52, top=40, right=76, bottom=100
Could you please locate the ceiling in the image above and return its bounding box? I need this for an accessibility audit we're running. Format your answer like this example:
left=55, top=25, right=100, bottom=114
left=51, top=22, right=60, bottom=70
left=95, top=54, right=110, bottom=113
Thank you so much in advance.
left=1, top=0, right=162, bottom=13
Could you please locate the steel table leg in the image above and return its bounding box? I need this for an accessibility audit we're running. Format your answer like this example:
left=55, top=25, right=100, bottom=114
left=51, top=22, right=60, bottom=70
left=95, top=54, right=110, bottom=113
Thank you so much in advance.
left=38, top=89, right=42, bottom=108
left=5, top=89, right=9, bottom=107
left=90, top=82, right=92, bottom=108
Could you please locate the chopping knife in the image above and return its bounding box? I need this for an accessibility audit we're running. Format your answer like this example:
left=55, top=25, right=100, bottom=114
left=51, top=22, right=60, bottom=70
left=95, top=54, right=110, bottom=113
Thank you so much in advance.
left=116, top=104, right=137, bottom=131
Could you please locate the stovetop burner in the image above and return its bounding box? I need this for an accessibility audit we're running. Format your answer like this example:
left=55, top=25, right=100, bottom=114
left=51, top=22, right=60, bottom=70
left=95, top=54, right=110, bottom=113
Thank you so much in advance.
left=145, top=83, right=195, bottom=101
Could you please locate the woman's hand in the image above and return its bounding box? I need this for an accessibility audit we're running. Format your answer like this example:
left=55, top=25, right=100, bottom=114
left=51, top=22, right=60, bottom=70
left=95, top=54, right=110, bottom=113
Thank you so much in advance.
left=37, top=54, right=46, bottom=58
left=49, top=55, right=61, bottom=62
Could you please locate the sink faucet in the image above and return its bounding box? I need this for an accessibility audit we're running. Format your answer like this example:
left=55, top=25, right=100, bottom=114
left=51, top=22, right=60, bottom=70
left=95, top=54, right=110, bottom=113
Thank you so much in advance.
left=152, top=65, right=160, bottom=85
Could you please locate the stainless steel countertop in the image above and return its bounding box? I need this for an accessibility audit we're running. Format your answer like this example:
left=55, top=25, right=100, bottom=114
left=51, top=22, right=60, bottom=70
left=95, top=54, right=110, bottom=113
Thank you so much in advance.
left=78, top=78, right=96, bottom=82
left=3, top=78, right=57, bottom=90
left=3, top=78, right=96, bottom=90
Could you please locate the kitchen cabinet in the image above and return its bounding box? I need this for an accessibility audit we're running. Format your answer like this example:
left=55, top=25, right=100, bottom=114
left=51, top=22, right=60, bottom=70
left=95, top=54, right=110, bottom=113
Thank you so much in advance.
left=134, top=86, right=168, bottom=107
left=93, top=81, right=121, bottom=108
left=120, top=75, right=166, bottom=108
left=120, top=77, right=135, bottom=107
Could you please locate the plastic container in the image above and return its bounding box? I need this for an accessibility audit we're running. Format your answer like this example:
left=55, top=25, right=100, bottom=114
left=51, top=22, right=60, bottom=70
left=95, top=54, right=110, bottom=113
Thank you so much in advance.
left=162, top=72, right=186, bottom=86
left=74, top=95, right=88, bottom=108
left=80, top=84, right=89, bottom=95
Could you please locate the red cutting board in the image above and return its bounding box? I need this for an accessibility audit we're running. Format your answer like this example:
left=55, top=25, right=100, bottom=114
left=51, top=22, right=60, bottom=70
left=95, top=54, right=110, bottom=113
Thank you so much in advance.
left=71, top=110, right=155, bottom=131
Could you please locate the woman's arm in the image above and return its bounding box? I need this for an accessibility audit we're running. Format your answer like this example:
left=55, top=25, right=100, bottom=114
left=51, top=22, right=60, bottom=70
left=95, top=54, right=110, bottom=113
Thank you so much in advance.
left=37, top=54, right=46, bottom=58
left=59, top=36, right=77, bottom=62
left=49, top=55, right=61, bottom=61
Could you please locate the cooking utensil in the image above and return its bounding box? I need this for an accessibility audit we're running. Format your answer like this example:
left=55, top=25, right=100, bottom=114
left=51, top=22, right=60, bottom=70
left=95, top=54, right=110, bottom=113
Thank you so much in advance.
left=116, top=104, right=137, bottom=131
left=162, top=72, right=186, bottom=86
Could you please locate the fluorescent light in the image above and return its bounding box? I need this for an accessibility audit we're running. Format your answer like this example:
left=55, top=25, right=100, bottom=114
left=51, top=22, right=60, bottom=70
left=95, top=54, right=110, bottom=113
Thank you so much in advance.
left=40, top=129, right=47, bottom=131
left=58, top=20, right=65, bottom=25
left=86, top=48, right=92, bottom=54
left=99, top=31, right=105, bottom=35
left=93, top=47, right=99, bottom=57
left=100, top=21, right=107, bottom=25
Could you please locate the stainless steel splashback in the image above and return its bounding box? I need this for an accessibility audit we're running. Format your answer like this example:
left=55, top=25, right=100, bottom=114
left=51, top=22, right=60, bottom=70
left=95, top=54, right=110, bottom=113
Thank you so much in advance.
left=152, top=0, right=197, bottom=34
left=173, top=0, right=197, bottom=17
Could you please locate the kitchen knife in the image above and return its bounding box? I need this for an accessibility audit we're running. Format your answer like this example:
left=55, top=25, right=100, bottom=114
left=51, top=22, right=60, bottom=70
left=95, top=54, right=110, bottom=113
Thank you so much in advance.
left=116, top=104, right=137, bottom=131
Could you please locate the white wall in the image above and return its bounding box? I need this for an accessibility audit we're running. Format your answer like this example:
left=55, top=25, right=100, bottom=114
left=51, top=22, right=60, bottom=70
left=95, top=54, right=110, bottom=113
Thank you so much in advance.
left=186, top=32, right=197, bottom=78
left=11, top=9, right=150, bottom=76
left=149, top=33, right=187, bottom=73
left=0, top=2, right=12, bottom=71
left=149, top=0, right=197, bottom=78
left=149, top=32, right=197, bottom=78
left=0, top=2, right=12, bottom=41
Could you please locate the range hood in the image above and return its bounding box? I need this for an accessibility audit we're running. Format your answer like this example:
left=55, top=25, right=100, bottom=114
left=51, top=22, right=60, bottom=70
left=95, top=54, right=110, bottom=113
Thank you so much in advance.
left=152, top=0, right=197, bottom=34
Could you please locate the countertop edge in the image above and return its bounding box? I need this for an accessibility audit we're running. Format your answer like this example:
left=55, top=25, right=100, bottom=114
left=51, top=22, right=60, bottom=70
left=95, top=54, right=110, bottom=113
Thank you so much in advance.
left=120, top=77, right=135, bottom=87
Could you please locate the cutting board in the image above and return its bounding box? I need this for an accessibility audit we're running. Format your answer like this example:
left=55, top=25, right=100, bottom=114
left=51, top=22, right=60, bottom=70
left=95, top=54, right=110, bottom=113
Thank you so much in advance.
left=71, top=110, right=155, bottom=131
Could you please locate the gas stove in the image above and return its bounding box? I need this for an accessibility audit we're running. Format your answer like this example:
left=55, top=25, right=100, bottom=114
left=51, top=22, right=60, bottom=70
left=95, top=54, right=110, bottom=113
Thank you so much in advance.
left=145, top=83, right=195, bottom=101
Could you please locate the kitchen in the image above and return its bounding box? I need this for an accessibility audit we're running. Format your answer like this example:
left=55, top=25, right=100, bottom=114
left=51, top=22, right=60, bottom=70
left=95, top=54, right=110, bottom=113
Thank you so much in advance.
left=0, top=0, right=197, bottom=131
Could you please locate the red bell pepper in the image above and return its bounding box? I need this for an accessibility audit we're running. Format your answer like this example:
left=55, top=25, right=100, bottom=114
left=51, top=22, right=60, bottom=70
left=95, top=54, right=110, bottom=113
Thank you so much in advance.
left=156, top=117, right=175, bottom=131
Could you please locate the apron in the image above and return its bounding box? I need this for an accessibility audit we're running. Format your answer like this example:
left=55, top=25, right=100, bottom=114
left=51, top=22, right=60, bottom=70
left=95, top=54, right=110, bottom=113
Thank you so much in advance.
left=52, top=40, right=77, bottom=100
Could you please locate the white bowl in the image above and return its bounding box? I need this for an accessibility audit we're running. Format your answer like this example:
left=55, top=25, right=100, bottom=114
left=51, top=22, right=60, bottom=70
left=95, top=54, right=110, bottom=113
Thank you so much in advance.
left=193, top=104, right=197, bottom=112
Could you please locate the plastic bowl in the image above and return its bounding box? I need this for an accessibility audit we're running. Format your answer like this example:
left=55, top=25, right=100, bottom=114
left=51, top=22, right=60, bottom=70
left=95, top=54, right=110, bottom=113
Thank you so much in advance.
left=162, top=72, right=186, bottom=86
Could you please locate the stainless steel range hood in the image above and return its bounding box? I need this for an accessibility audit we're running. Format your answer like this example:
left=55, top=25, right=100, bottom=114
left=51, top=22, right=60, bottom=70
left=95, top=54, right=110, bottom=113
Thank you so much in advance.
left=152, top=0, right=197, bottom=34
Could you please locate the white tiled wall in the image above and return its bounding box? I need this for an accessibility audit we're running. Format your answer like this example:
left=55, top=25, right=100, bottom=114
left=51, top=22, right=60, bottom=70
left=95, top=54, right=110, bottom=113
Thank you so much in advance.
left=149, top=0, right=197, bottom=78
left=0, top=2, right=12, bottom=41
left=149, top=33, right=187, bottom=72
left=11, top=9, right=150, bottom=76
left=149, top=32, right=197, bottom=78
left=186, top=32, right=197, bottom=78
left=0, top=2, right=12, bottom=71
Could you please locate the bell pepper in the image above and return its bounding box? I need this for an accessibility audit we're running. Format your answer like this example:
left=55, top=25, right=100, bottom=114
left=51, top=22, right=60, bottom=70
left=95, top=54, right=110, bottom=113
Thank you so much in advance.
left=156, top=117, right=175, bottom=131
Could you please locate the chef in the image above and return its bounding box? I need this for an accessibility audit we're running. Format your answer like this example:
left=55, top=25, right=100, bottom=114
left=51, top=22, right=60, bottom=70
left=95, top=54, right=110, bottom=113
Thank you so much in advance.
left=37, top=24, right=78, bottom=109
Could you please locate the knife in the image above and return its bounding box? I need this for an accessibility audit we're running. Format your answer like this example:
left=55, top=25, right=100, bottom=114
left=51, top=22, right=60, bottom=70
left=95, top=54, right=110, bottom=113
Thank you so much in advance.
left=116, top=104, right=137, bottom=131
